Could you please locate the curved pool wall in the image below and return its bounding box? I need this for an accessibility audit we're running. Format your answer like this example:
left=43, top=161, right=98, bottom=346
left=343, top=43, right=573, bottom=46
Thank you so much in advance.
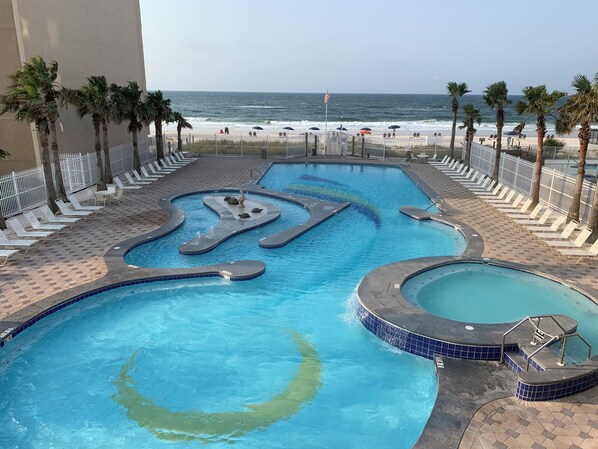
left=0, top=163, right=468, bottom=447
left=357, top=257, right=598, bottom=401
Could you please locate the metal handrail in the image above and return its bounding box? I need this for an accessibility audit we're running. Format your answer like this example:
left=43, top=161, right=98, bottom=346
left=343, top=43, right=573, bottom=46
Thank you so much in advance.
left=250, top=168, right=264, bottom=181
left=557, top=333, right=593, bottom=366
left=500, top=315, right=566, bottom=363
left=525, top=337, right=557, bottom=371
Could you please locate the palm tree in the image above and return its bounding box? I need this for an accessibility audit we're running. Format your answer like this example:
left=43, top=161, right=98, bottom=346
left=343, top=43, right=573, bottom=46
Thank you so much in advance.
left=458, top=104, right=482, bottom=164
left=146, top=91, right=173, bottom=160
left=172, top=112, right=192, bottom=152
left=447, top=82, right=471, bottom=158
left=557, top=74, right=598, bottom=237
left=515, top=85, right=566, bottom=208
left=0, top=67, right=60, bottom=213
left=483, top=81, right=511, bottom=181
left=22, top=56, right=67, bottom=199
left=0, top=148, right=10, bottom=229
left=67, top=76, right=110, bottom=191
left=111, top=81, right=146, bottom=172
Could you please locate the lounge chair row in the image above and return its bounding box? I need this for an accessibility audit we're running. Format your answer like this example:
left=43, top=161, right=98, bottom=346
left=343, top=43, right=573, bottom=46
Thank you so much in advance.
left=431, top=156, right=598, bottom=264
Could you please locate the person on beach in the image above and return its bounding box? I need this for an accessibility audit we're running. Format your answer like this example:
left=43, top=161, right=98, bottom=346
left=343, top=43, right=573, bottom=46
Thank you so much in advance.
left=219, top=129, right=224, bottom=134
left=225, top=127, right=229, bottom=134
left=392, top=130, right=396, bottom=138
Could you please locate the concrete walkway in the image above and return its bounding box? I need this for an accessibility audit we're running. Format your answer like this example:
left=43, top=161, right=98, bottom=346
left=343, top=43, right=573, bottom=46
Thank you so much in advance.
left=1, top=157, right=597, bottom=449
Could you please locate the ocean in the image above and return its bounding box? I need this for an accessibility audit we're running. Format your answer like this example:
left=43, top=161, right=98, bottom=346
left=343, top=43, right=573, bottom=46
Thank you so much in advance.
left=161, top=91, right=552, bottom=137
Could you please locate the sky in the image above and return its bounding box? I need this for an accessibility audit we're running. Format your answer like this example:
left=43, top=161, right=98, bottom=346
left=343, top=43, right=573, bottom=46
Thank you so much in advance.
left=139, top=0, right=598, bottom=95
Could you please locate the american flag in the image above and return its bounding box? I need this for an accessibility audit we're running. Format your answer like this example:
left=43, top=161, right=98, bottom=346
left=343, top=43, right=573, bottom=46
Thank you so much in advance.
left=324, top=92, right=330, bottom=104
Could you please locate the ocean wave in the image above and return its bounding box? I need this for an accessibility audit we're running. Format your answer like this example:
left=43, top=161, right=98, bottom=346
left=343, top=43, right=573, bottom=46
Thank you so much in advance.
left=237, top=105, right=284, bottom=109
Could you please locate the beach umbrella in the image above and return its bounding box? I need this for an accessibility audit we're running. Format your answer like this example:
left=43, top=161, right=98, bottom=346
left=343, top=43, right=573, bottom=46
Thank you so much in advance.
left=360, top=127, right=372, bottom=131
left=252, top=126, right=264, bottom=131
left=505, top=130, right=518, bottom=136
left=388, top=125, right=401, bottom=130
left=309, top=126, right=320, bottom=131
left=283, top=126, right=294, bottom=131
left=336, top=126, right=348, bottom=131
left=360, top=129, right=372, bottom=135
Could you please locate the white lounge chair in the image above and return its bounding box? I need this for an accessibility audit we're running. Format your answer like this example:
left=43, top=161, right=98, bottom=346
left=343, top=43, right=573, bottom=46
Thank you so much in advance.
left=124, top=172, right=152, bottom=186
left=470, top=179, right=495, bottom=193
left=0, top=249, right=19, bottom=266
left=495, top=194, right=524, bottom=212
left=114, top=176, right=142, bottom=192
left=475, top=182, right=502, bottom=197
left=67, top=194, right=103, bottom=212
left=55, top=199, right=93, bottom=218
left=514, top=207, right=551, bottom=226
left=159, top=159, right=178, bottom=171
left=133, top=169, right=157, bottom=183
left=7, top=217, right=54, bottom=240
left=39, top=206, right=80, bottom=224
left=504, top=200, right=535, bottom=219
left=23, top=211, right=66, bottom=233
left=166, top=154, right=188, bottom=166
left=141, top=166, right=164, bottom=179
left=557, top=239, right=598, bottom=263
left=545, top=227, right=592, bottom=248
left=526, top=215, right=566, bottom=233
left=429, top=155, right=449, bottom=166
left=534, top=220, right=578, bottom=241
left=484, top=187, right=513, bottom=204
left=153, top=161, right=176, bottom=173
left=0, top=229, right=38, bottom=254
left=148, top=163, right=170, bottom=176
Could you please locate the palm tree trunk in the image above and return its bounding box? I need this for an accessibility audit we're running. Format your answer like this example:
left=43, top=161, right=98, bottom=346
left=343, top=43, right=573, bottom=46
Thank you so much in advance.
left=0, top=205, right=6, bottom=230
left=567, top=122, right=590, bottom=222
left=132, top=128, right=141, bottom=172
left=93, top=118, right=107, bottom=191
left=588, top=178, right=598, bottom=243
left=49, top=120, right=67, bottom=200
left=102, top=120, right=113, bottom=183
left=530, top=118, right=546, bottom=208
left=38, top=126, right=59, bottom=213
left=155, top=119, right=164, bottom=160
left=449, top=110, right=457, bottom=158
left=492, top=113, right=504, bottom=181
left=177, top=126, right=182, bottom=152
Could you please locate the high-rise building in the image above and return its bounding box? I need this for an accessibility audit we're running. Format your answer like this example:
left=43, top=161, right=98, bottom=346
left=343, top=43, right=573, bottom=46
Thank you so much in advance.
left=0, top=0, right=147, bottom=174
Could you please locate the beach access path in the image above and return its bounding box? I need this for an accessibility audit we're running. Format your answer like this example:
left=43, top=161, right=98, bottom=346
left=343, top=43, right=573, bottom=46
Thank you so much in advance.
left=0, top=156, right=597, bottom=449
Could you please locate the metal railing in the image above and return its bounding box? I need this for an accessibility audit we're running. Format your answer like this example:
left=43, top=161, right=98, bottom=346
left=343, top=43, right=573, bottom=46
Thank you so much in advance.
left=469, top=143, right=596, bottom=223
left=0, top=139, right=153, bottom=217
left=500, top=315, right=593, bottom=371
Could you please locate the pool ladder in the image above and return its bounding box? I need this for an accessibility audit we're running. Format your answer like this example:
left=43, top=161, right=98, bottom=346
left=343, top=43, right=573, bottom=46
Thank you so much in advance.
left=500, top=315, right=592, bottom=371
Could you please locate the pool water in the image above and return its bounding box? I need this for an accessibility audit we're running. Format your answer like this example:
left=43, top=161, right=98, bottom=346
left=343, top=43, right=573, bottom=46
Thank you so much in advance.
left=0, top=164, right=466, bottom=449
left=401, top=263, right=598, bottom=355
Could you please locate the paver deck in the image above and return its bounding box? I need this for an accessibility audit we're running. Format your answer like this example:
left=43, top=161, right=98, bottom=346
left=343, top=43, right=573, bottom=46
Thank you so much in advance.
left=1, top=156, right=597, bottom=449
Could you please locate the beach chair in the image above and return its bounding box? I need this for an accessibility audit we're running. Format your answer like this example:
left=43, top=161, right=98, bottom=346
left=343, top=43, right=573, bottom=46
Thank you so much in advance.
left=438, top=160, right=459, bottom=172
left=474, top=182, right=501, bottom=197
left=0, top=249, right=19, bottom=266
left=67, top=194, right=103, bottom=212
left=159, top=159, right=179, bottom=171
left=448, top=166, right=472, bottom=179
left=557, top=239, right=598, bottom=263
left=504, top=199, right=534, bottom=219
left=153, top=161, right=176, bottom=173
left=23, top=211, right=67, bottom=233
left=429, top=155, right=449, bottom=166
left=167, top=154, right=189, bottom=165
left=0, top=229, right=38, bottom=254
left=526, top=214, right=566, bottom=234
left=483, top=187, right=512, bottom=204
left=7, top=217, right=54, bottom=240
left=133, top=169, right=157, bottom=183
left=55, top=199, right=94, bottom=218
left=174, top=152, right=190, bottom=163
left=533, top=219, right=578, bottom=241
left=40, top=205, right=80, bottom=224
left=514, top=207, right=551, bottom=226
left=459, top=171, right=480, bottom=185
left=141, top=165, right=164, bottom=179
left=495, top=194, right=524, bottom=212
left=466, top=176, right=491, bottom=191
left=124, top=172, right=152, bottom=186
left=114, top=176, right=142, bottom=192
left=110, top=188, right=126, bottom=205
left=545, top=227, right=592, bottom=249
left=148, top=163, right=171, bottom=176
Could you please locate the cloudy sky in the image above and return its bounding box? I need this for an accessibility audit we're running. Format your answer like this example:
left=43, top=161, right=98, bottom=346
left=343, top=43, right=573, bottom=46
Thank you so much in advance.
left=139, top=0, right=597, bottom=94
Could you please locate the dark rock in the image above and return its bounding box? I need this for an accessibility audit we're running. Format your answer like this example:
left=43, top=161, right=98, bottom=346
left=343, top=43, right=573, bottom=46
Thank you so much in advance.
left=238, top=213, right=251, bottom=219
left=226, top=197, right=239, bottom=205
left=251, top=208, right=263, bottom=213
left=223, top=196, right=231, bottom=201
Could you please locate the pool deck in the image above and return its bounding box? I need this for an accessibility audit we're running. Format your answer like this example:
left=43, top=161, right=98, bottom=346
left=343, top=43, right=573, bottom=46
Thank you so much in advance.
left=1, top=156, right=598, bottom=448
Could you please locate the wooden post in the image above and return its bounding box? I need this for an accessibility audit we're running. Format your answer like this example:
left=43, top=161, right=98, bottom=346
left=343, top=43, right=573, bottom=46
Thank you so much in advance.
left=352, top=136, right=355, bottom=156
left=314, top=135, right=318, bottom=156
left=361, top=137, right=365, bottom=158
left=305, top=133, right=308, bottom=157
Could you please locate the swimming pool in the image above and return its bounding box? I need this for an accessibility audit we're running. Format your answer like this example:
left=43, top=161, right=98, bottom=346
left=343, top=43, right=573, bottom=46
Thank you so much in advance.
left=0, top=163, right=466, bottom=448
left=401, top=262, right=598, bottom=354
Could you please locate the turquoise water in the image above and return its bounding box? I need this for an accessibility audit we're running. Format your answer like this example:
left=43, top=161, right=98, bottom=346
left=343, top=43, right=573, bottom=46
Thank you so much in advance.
left=0, top=164, right=465, bottom=448
left=401, top=263, right=598, bottom=354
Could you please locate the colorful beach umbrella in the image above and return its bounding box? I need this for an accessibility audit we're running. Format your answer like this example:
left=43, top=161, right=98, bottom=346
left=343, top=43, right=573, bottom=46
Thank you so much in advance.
left=360, top=129, right=372, bottom=135
left=360, top=127, right=372, bottom=131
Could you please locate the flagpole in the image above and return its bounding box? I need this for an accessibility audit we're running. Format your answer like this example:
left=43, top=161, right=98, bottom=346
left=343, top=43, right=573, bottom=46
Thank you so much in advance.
left=324, top=90, right=328, bottom=156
